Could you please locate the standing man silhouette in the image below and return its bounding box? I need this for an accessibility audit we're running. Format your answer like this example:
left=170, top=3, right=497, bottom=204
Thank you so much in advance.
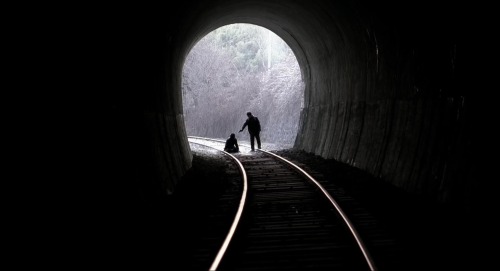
left=239, top=112, right=261, bottom=151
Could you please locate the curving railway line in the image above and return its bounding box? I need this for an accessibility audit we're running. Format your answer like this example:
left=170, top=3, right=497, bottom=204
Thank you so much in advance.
left=187, top=136, right=378, bottom=271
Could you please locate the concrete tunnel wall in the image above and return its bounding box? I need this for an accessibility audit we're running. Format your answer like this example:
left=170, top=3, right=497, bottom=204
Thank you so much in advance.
left=91, top=0, right=486, bottom=216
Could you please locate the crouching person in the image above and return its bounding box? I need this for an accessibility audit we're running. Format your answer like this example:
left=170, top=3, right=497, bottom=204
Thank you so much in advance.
left=224, top=133, right=239, bottom=153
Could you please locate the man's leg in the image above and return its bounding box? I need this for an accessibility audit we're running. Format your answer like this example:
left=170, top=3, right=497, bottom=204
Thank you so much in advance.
left=256, top=133, right=261, bottom=149
left=250, top=133, right=255, bottom=150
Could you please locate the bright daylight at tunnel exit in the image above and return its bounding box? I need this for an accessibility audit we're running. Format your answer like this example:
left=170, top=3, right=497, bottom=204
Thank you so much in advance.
left=182, top=23, right=305, bottom=150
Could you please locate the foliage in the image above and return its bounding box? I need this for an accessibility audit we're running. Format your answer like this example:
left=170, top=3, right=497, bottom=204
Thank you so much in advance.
left=182, top=23, right=304, bottom=146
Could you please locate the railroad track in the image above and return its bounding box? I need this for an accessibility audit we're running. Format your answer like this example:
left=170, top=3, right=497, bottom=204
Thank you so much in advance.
left=187, top=136, right=377, bottom=271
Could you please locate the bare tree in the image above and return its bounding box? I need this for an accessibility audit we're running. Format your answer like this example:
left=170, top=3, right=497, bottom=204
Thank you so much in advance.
left=182, top=24, right=304, bottom=146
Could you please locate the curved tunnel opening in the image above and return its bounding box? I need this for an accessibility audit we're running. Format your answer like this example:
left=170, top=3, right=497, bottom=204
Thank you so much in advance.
left=173, top=1, right=367, bottom=168
left=169, top=1, right=474, bottom=212
left=82, top=0, right=482, bottom=241
left=181, top=23, right=305, bottom=149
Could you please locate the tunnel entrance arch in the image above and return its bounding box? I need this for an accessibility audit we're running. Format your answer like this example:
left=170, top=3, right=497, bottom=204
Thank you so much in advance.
left=181, top=23, right=305, bottom=149
left=97, top=0, right=475, bottom=219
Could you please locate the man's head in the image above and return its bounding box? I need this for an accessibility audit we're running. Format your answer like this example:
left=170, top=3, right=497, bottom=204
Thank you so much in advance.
left=230, top=133, right=235, bottom=138
left=247, top=112, right=252, bottom=117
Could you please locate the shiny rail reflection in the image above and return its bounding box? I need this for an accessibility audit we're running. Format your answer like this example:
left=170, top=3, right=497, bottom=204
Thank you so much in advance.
left=188, top=136, right=377, bottom=271
left=188, top=140, right=248, bottom=271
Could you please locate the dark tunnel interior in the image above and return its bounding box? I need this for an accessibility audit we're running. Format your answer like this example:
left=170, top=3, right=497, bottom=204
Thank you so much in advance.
left=17, top=0, right=495, bottom=268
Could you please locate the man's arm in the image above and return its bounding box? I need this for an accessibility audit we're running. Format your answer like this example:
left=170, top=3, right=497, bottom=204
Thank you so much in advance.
left=239, top=120, right=248, bottom=132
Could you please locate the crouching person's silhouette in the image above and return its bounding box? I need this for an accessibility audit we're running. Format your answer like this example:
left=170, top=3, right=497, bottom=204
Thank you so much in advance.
left=224, top=133, right=239, bottom=153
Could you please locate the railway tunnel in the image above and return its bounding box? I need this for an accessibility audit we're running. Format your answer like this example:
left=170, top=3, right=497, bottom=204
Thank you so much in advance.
left=71, top=0, right=491, bottom=267
left=99, top=1, right=482, bottom=210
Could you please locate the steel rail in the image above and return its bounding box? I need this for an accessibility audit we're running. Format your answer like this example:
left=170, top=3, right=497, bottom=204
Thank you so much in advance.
left=188, top=136, right=378, bottom=271
left=259, top=149, right=378, bottom=271
left=187, top=139, right=248, bottom=271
